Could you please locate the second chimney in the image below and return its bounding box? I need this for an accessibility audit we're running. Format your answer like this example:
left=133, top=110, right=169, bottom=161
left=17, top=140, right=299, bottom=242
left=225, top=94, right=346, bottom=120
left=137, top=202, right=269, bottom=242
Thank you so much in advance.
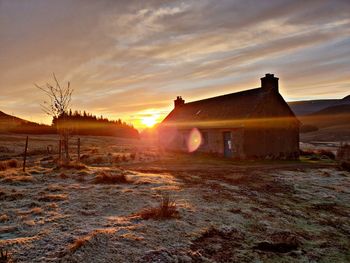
left=174, top=96, right=185, bottom=108
left=261, top=73, right=279, bottom=93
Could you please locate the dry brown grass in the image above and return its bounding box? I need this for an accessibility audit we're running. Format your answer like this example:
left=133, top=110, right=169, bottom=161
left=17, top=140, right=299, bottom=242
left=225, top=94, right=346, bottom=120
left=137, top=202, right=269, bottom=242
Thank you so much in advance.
left=138, top=195, right=179, bottom=220
left=93, top=171, right=130, bottom=184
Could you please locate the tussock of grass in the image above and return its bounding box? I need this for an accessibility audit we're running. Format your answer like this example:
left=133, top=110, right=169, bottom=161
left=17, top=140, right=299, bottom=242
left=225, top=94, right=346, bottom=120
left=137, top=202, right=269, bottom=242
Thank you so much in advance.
left=93, top=171, right=130, bottom=184
left=0, top=214, right=9, bottom=223
left=30, top=207, right=43, bottom=215
left=0, top=159, right=19, bottom=171
left=68, top=236, right=91, bottom=252
left=58, top=173, right=69, bottom=179
left=38, top=194, right=67, bottom=202
left=58, top=161, right=87, bottom=170
left=138, top=195, right=179, bottom=220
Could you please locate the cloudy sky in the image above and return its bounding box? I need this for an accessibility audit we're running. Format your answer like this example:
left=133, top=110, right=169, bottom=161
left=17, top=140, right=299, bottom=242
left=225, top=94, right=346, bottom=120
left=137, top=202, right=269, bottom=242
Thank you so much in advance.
left=1, top=0, right=349, bottom=129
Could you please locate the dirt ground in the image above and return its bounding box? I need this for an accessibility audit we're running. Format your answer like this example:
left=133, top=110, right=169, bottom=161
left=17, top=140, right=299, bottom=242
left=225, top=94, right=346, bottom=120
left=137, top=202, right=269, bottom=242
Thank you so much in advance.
left=0, top=134, right=349, bottom=262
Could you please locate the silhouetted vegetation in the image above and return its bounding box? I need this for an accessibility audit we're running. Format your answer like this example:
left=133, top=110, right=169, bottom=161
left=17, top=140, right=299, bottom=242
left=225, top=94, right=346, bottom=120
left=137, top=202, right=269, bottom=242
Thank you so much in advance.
left=300, top=149, right=335, bottom=160
left=52, top=110, right=139, bottom=138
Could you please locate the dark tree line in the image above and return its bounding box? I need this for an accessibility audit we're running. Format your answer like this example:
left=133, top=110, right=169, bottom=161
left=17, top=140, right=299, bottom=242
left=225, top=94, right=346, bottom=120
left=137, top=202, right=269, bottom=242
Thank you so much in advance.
left=52, top=110, right=139, bottom=138
left=8, top=110, right=139, bottom=139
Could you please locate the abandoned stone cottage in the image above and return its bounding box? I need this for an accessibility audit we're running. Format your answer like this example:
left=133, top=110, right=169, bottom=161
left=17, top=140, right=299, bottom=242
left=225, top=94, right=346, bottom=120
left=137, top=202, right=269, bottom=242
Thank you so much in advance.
left=158, top=74, right=300, bottom=159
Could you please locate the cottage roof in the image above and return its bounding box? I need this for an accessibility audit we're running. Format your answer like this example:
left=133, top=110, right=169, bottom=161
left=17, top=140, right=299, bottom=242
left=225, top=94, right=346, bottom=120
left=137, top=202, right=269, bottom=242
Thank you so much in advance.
left=161, top=87, right=296, bottom=128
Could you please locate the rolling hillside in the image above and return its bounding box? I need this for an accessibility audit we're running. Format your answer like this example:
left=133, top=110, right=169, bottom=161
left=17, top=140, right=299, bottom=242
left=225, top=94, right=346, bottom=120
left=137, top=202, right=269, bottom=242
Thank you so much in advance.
left=0, top=111, right=29, bottom=131
left=288, top=95, right=350, bottom=116
left=290, top=97, right=350, bottom=142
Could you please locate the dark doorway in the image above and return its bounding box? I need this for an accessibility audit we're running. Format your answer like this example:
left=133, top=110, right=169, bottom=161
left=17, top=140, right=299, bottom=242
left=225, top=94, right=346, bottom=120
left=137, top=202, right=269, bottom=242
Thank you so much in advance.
left=223, top=131, right=233, bottom=158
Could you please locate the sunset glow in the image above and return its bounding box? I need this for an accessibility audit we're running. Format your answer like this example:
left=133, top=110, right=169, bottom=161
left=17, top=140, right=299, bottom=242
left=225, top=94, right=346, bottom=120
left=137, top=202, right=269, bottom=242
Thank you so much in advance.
left=141, top=115, right=158, bottom=128
left=0, top=1, right=349, bottom=129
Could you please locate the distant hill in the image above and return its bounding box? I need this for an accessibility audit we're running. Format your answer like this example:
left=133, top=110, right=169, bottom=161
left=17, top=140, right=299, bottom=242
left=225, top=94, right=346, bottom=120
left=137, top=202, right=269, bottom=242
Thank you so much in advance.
left=309, top=104, right=350, bottom=116
left=0, top=110, right=30, bottom=131
left=293, top=97, right=350, bottom=142
left=288, top=95, right=350, bottom=116
left=0, top=110, right=55, bottom=134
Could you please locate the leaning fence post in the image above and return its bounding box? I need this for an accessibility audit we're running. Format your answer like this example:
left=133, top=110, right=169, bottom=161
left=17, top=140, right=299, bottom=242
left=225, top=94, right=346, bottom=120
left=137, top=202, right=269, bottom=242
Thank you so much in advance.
left=77, top=138, right=80, bottom=162
left=23, top=136, right=28, bottom=172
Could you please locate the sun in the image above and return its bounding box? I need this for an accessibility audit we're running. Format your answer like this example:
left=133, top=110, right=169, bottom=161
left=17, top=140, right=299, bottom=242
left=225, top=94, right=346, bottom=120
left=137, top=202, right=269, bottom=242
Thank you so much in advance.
left=141, top=115, right=157, bottom=128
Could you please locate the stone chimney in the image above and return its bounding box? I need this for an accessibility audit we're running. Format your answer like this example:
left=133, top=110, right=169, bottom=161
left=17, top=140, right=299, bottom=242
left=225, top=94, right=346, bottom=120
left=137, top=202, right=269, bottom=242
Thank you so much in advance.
left=174, top=96, right=185, bottom=108
left=261, top=73, right=279, bottom=93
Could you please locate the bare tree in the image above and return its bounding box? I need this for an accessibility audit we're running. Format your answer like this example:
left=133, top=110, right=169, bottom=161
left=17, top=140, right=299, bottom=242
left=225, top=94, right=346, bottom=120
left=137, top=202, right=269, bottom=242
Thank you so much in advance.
left=36, top=73, right=73, bottom=164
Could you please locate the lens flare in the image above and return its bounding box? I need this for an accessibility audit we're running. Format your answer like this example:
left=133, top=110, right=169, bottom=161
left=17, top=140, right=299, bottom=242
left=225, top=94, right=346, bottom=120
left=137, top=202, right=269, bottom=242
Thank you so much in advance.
left=187, top=128, right=202, bottom=153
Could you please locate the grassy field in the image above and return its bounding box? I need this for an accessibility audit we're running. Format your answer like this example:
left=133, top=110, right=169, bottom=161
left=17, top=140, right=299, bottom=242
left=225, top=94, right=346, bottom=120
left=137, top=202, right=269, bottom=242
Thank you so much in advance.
left=0, top=134, right=349, bottom=262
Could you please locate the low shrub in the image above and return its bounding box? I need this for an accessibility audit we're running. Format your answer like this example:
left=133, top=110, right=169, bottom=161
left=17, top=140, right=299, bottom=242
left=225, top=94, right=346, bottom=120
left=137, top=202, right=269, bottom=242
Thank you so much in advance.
left=93, top=171, right=129, bottom=184
left=318, top=149, right=335, bottom=160
left=340, top=161, right=350, bottom=172
left=138, top=194, right=179, bottom=220
left=300, top=149, right=335, bottom=160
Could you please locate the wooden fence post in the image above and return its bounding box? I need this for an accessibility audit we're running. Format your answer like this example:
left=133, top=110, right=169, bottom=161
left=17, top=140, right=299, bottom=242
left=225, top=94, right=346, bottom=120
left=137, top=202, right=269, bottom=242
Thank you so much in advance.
left=77, top=138, right=80, bottom=162
left=23, top=136, right=28, bottom=172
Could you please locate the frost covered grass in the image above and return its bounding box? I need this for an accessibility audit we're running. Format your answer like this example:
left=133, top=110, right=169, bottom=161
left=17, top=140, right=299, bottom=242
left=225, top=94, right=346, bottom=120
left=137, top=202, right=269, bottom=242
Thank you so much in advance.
left=0, top=134, right=349, bottom=262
